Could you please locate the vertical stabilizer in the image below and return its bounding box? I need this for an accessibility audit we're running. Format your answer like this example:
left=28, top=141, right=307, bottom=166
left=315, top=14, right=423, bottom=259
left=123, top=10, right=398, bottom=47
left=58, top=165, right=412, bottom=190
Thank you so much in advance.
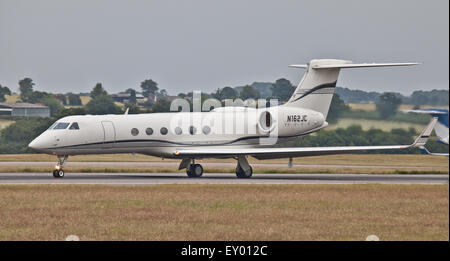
left=285, top=59, right=351, bottom=118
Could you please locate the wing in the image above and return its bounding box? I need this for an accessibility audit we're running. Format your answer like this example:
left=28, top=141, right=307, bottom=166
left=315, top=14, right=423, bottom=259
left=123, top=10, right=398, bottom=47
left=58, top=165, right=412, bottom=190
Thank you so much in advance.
left=173, top=117, right=437, bottom=159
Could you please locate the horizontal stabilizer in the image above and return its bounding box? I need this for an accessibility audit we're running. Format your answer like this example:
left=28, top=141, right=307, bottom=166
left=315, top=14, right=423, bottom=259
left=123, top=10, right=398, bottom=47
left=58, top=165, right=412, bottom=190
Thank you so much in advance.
left=289, top=62, right=419, bottom=69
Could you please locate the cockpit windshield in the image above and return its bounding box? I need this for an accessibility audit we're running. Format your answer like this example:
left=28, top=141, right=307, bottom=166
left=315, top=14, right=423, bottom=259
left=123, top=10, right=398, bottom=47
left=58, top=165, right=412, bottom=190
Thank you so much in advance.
left=47, top=121, right=58, bottom=130
left=69, top=122, right=79, bottom=130
left=53, top=122, right=70, bottom=130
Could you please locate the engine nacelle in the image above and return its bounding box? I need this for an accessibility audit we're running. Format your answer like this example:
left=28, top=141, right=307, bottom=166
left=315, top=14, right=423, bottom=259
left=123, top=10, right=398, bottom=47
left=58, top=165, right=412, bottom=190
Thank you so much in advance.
left=257, top=110, right=276, bottom=134
left=257, top=107, right=326, bottom=137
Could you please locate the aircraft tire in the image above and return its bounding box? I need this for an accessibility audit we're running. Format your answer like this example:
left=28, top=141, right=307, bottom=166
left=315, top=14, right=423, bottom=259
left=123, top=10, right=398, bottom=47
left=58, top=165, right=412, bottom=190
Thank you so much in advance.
left=187, top=164, right=203, bottom=178
left=54, top=170, right=65, bottom=178
left=236, top=165, right=252, bottom=179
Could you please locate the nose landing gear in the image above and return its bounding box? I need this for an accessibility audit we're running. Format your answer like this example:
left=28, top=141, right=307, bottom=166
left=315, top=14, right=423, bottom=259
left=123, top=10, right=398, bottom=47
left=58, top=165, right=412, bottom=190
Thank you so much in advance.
left=53, top=155, right=68, bottom=178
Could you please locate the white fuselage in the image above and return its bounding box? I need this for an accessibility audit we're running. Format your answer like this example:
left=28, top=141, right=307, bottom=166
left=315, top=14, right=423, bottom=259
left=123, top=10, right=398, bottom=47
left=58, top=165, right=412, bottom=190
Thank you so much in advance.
left=29, top=106, right=326, bottom=158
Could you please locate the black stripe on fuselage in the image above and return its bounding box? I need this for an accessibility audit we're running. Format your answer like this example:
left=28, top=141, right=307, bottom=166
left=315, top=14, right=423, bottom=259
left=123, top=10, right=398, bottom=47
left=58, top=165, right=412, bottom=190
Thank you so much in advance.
left=42, top=131, right=318, bottom=151
left=290, top=81, right=337, bottom=103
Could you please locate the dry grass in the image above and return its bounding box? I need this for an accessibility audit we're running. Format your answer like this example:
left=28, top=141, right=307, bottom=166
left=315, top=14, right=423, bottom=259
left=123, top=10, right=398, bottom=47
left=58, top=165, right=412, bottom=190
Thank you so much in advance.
left=0, top=165, right=447, bottom=175
left=328, top=119, right=426, bottom=132
left=4, top=94, right=19, bottom=103
left=348, top=103, right=377, bottom=111
left=0, top=154, right=447, bottom=167
left=0, top=119, right=15, bottom=130
left=0, top=184, right=447, bottom=241
left=80, top=96, right=91, bottom=105
left=0, top=154, right=447, bottom=174
left=347, top=104, right=448, bottom=112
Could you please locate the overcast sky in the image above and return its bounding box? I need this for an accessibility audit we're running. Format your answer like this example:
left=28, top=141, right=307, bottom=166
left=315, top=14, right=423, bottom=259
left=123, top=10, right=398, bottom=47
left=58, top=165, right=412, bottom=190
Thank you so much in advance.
left=1, top=0, right=448, bottom=95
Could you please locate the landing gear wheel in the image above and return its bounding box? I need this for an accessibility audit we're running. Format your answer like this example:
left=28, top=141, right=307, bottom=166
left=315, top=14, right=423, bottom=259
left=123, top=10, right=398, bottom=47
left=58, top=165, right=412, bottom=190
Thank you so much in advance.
left=53, top=169, right=64, bottom=178
left=187, top=164, right=203, bottom=178
left=236, top=165, right=253, bottom=179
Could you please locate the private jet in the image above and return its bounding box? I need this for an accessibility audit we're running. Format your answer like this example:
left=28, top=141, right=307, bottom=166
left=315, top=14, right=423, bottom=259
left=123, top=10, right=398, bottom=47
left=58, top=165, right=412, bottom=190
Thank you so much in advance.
left=402, top=108, right=448, bottom=156
left=28, top=59, right=437, bottom=178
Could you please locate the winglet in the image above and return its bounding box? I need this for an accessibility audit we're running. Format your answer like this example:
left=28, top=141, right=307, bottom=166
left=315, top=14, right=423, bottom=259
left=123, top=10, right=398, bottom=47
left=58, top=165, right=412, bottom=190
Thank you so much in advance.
left=419, top=146, right=431, bottom=155
left=124, top=108, right=129, bottom=115
left=412, top=117, right=438, bottom=147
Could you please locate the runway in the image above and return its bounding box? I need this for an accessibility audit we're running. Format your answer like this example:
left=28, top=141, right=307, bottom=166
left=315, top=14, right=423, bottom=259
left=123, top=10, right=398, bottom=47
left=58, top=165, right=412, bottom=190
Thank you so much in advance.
left=0, top=161, right=438, bottom=169
left=0, top=172, right=447, bottom=185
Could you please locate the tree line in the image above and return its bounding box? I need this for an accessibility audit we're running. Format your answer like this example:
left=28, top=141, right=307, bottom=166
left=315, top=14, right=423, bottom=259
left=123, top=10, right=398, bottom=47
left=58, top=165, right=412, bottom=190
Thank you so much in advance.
left=335, top=87, right=449, bottom=106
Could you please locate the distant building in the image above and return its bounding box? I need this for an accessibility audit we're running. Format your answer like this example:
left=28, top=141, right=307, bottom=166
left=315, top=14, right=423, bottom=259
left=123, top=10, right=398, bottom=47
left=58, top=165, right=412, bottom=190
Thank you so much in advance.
left=165, top=95, right=180, bottom=102
left=0, top=102, right=50, bottom=118
left=147, top=93, right=157, bottom=103
left=112, top=93, right=146, bottom=104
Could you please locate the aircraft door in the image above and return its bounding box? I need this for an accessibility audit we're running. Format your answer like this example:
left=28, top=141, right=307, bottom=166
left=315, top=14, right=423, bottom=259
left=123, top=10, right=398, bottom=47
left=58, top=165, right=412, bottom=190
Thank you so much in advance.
left=101, top=121, right=116, bottom=148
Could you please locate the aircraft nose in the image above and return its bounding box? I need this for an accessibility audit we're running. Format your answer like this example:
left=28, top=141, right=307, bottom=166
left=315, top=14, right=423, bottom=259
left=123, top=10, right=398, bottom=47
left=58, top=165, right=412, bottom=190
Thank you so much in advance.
left=28, top=136, right=46, bottom=150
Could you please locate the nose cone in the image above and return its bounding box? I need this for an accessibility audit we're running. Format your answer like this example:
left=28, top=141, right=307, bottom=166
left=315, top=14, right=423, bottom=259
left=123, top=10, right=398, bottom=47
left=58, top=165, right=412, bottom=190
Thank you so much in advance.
left=28, top=135, right=48, bottom=152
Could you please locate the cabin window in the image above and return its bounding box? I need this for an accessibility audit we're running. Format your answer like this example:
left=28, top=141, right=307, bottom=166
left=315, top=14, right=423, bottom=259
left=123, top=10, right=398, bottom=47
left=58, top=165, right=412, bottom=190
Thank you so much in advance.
left=160, top=127, right=168, bottom=135
left=146, top=128, right=153, bottom=135
left=202, top=126, right=211, bottom=135
left=131, top=128, right=139, bottom=136
left=69, top=122, right=80, bottom=130
left=54, top=122, right=70, bottom=130
left=189, top=126, right=196, bottom=135
left=174, top=127, right=182, bottom=135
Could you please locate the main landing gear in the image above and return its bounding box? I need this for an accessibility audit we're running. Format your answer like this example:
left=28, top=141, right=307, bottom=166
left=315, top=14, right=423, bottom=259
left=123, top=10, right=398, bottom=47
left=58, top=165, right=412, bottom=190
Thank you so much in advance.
left=179, top=156, right=253, bottom=178
left=53, top=155, right=68, bottom=178
left=235, top=155, right=253, bottom=178
left=186, top=163, right=204, bottom=178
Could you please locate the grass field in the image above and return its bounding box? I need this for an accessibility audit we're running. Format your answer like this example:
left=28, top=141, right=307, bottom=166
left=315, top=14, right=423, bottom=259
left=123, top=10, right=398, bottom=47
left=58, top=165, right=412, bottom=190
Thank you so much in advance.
left=329, top=118, right=426, bottom=132
left=0, top=165, right=447, bottom=175
left=347, top=104, right=448, bottom=112
left=1, top=154, right=447, bottom=166
left=0, top=184, right=447, bottom=241
left=4, top=94, right=19, bottom=103
left=80, top=96, right=91, bottom=105
left=0, top=119, right=15, bottom=130
left=0, top=154, right=447, bottom=174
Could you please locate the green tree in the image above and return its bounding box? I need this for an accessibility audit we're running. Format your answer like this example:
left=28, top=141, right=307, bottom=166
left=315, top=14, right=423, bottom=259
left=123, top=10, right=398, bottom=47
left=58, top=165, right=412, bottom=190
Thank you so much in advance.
left=376, top=92, right=402, bottom=118
left=90, top=83, right=107, bottom=98
left=18, top=78, right=35, bottom=102
left=0, top=85, right=11, bottom=102
left=271, top=78, right=295, bottom=102
left=128, top=89, right=137, bottom=104
left=54, top=94, right=67, bottom=105
left=124, top=102, right=140, bottom=114
left=239, top=85, right=260, bottom=100
left=327, top=94, right=350, bottom=124
left=67, top=93, right=82, bottom=106
left=86, top=95, right=120, bottom=115
left=28, top=91, right=50, bottom=103
left=157, top=89, right=168, bottom=99
left=151, top=99, right=171, bottom=113
left=215, top=87, right=237, bottom=100
left=141, top=79, right=158, bottom=97
left=41, top=96, right=64, bottom=116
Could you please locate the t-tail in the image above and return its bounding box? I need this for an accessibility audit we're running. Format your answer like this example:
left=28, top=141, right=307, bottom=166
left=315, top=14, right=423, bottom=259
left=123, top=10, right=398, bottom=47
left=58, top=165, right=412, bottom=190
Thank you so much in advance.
left=284, top=59, right=419, bottom=119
